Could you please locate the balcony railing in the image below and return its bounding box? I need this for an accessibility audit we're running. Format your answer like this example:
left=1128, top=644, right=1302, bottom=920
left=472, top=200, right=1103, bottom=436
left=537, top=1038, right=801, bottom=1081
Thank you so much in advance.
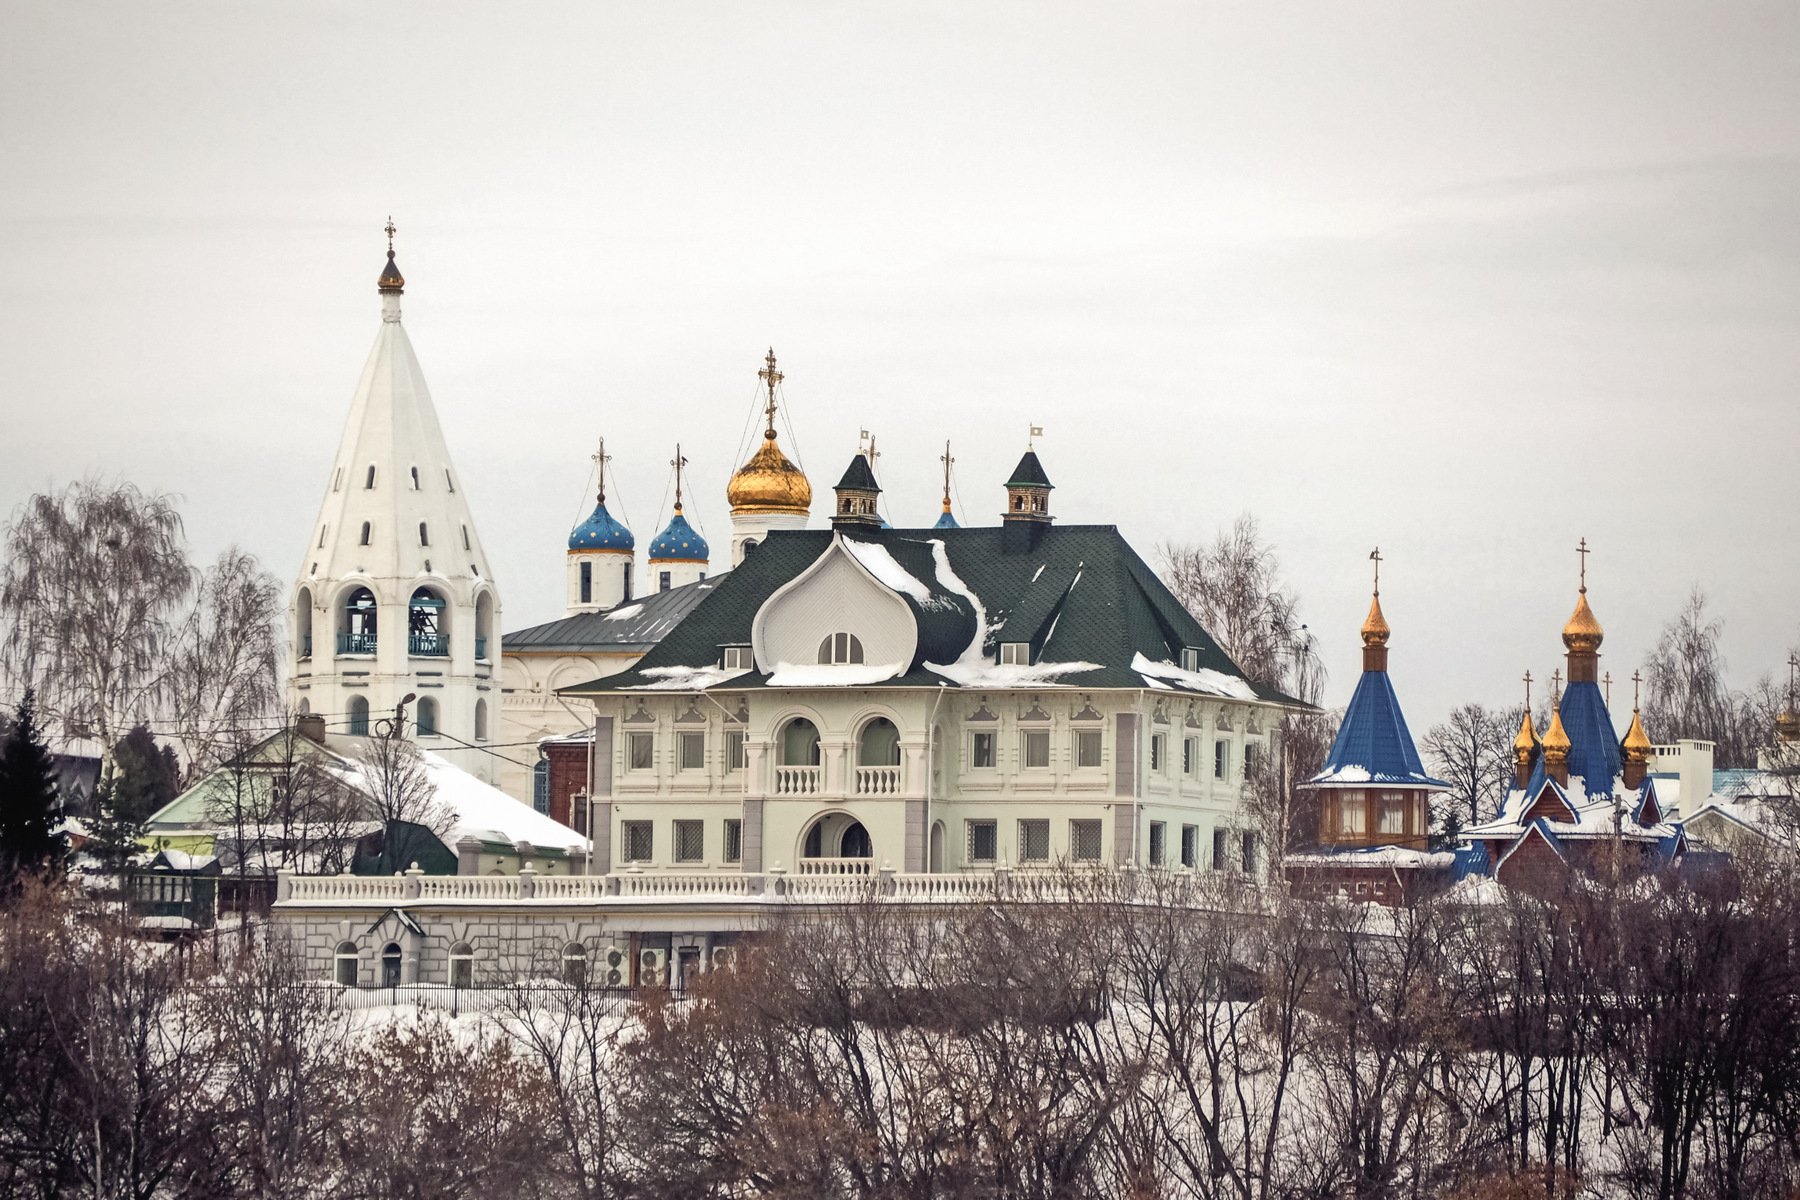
left=475, top=635, right=488, bottom=661
left=299, top=634, right=312, bottom=659
left=409, top=633, right=449, bottom=657
left=773, top=765, right=821, bottom=795
left=855, top=765, right=902, bottom=795
left=337, top=632, right=377, bottom=655
left=797, top=857, right=874, bottom=876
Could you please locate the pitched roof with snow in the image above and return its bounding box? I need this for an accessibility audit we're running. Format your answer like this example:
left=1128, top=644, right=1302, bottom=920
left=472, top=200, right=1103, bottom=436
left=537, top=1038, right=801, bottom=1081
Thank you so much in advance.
left=561, top=525, right=1305, bottom=704
left=1306, top=669, right=1448, bottom=789
left=503, top=576, right=716, bottom=654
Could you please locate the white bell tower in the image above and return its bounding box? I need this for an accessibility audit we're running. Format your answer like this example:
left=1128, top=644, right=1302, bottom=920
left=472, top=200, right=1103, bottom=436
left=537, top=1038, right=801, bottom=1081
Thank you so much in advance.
left=288, top=222, right=503, bottom=782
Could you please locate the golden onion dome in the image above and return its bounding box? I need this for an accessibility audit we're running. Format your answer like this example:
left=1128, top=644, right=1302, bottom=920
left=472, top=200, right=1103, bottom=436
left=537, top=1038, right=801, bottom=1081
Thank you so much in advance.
left=1622, top=708, right=1652, bottom=760
left=726, top=434, right=812, bottom=515
left=1776, top=707, right=1800, bottom=742
left=1513, top=708, right=1538, bottom=755
left=1360, top=593, right=1391, bottom=648
left=1563, top=589, right=1604, bottom=654
left=1541, top=706, right=1572, bottom=759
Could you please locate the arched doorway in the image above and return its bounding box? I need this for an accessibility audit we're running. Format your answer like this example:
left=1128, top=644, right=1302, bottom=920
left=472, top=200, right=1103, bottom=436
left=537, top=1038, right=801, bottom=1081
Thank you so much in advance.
left=800, top=812, right=873, bottom=874
left=929, top=820, right=945, bottom=872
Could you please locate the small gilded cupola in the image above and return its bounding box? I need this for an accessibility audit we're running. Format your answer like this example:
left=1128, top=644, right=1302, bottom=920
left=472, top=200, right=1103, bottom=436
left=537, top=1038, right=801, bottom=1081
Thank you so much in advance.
left=934, top=440, right=959, bottom=529
left=1513, top=705, right=1540, bottom=786
left=1360, top=548, right=1391, bottom=673
left=1562, top=537, right=1605, bottom=684
left=727, top=349, right=813, bottom=565
left=566, top=437, right=635, bottom=614
left=377, top=217, right=405, bottom=295
left=831, top=438, right=882, bottom=530
left=648, top=445, right=709, bottom=593
left=1541, top=689, right=1573, bottom=786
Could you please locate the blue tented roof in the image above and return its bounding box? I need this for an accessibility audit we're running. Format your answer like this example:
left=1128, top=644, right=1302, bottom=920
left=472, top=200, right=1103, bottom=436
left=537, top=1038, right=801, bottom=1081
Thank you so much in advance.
left=1558, top=680, right=1622, bottom=798
left=1308, top=669, right=1449, bottom=788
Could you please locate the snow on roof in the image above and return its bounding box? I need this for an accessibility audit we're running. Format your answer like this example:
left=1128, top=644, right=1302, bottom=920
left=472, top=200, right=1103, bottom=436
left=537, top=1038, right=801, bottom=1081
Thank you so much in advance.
left=1131, top=653, right=1259, bottom=700
left=602, top=602, right=645, bottom=621
left=415, top=753, right=586, bottom=850
left=843, top=537, right=935, bottom=604
left=766, top=662, right=910, bottom=687
left=1287, top=845, right=1455, bottom=869
left=151, top=849, right=218, bottom=872
left=625, top=664, right=750, bottom=691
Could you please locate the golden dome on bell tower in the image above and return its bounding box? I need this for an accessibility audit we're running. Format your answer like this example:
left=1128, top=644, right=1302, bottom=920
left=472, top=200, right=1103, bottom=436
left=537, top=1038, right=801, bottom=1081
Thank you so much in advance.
left=1562, top=538, right=1604, bottom=655
left=726, top=349, right=813, bottom=516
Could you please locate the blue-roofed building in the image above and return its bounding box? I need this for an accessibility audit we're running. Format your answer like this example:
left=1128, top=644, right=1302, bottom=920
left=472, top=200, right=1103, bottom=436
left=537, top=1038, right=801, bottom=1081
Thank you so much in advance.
left=1288, top=575, right=1454, bottom=906
left=1464, top=568, right=1684, bottom=895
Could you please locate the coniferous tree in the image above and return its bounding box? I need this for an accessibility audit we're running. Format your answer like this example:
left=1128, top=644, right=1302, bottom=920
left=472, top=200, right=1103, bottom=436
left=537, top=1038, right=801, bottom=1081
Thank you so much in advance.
left=85, top=723, right=180, bottom=872
left=0, top=690, right=66, bottom=884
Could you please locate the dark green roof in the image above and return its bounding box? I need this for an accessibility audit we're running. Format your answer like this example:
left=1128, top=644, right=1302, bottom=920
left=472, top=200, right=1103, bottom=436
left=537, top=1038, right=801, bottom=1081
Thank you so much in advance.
left=834, top=453, right=880, bottom=492
left=560, top=526, right=1304, bottom=706
left=1005, top=450, right=1052, bottom=489
left=504, top=577, right=715, bottom=654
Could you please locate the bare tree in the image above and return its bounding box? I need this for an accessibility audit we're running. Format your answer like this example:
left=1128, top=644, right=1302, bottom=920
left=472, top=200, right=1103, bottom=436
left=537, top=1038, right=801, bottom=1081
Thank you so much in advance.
left=1423, top=703, right=1517, bottom=828
left=0, top=481, right=192, bottom=771
left=1641, top=588, right=1761, bottom=767
left=357, top=722, right=453, bottom=874
left=162, top=549, right=282, bottom=782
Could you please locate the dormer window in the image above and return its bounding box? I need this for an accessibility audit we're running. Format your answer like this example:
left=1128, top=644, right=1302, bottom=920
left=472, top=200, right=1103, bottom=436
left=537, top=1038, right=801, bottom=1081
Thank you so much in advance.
left=819, top=632, right=865, bottom=665
left=999, top=642, right=1031, bottom=666
left=1181, top=647, right=1201, bottom=672
left=722, top=645, right=753, bottom=671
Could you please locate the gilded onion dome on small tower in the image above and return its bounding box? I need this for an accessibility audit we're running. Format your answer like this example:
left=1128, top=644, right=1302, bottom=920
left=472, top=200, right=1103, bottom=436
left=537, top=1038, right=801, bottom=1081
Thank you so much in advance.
left=1541, top=698, right=1572, bottom=786
left=1513, top=708, right=1539, bottom=786
left=1360, top=548, right=1390, bottom=672
left=1621, top=704, right=1653, bottom=788
left=728, top=349, right=812, bottom=565
left=377, top=217, right=405, bottom=294
left=1562, top=538, right=1605, bottom=685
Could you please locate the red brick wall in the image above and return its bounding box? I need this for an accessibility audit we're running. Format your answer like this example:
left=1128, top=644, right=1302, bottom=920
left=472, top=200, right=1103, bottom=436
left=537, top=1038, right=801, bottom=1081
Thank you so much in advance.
left=544, top=741, right=591, bottom=832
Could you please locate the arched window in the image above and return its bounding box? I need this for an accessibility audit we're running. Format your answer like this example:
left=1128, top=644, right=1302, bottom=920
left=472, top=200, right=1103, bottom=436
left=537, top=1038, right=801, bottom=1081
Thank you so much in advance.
left=562, top=943, right=588, bottom=988
left=365, top=464, right=377, bottom=489
left=335, top=941, right=359, bottom=987
left=296, top=586, right=314, bottom=659
left=317, top=525, right=327, bottom=547
left=857, top=717, right=901, bottom=766
left=409, top=466, right=421, bottom=490
left=448, top=942, right=474, bottom=989
left=341, top=586, right=377, bottom=653
left=348, top=695, right=370, bottom=735
left=444, top=468, right=455, bottom=492
left=380, top=943, right=402, bottom=988
left=416, top=696, right=438, bottom=737
left=408, top=588, right=446, bottom=656
left=474, top=699, right=488, bottom=741
left=297, top=697, right=310, bottom=715
left=418, top=522, right=430, bottom=547
left=779, top=718, right=821, bottom=766
left=532, top=759, right=550, bottom=814
left=462, top=524, right=470, bottom=550
left=474, top=591, right=494, bottom=661
left=359, top=521, right=372, bottom=546
left=818, top=632, right=865, bottom=665
left=742, top=539, right=759, bottom=555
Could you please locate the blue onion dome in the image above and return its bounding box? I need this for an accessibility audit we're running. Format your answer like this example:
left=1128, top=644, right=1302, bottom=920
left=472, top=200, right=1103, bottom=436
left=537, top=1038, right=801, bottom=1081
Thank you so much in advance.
left=648, top=505, right=709, bottom=562
left=568, top=500, right=634, bottom=552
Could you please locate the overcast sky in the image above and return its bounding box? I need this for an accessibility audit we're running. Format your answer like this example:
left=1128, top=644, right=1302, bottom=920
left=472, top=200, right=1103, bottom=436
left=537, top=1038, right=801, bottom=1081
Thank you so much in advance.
left=3, top=1, right=1796, bottom=731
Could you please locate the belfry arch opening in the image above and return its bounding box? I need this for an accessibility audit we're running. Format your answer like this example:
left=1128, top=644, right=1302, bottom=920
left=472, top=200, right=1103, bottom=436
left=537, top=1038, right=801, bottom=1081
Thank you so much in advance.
left=409, top=587, right=447, bottom=657
left=340, top=586, right=377, bottom=654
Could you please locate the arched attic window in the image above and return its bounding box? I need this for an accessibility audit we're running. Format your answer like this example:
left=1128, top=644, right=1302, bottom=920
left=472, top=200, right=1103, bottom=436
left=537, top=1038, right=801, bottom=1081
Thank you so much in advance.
left=415, top=696, right=438, bottom=736
left=818, top=632, right=864, bottom=665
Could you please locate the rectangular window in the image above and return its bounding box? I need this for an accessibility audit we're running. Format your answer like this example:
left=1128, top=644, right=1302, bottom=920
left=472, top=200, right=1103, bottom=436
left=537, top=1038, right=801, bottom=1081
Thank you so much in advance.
left=1214, top=740, right=1230, bottom=780
left=971, top=732, right=996, bottom=769
left=1181, top=824, right=1198, bottom=868
left=724, top=730, right=746, bottom=772
left=659, top=570, right=672, bottom=592
left=967, top=819, right=998, bottom=864
left=1022, top=729, right=1051, bottom=770
left=1212, top=828, right=1229, bottom=871
left=1018, top=818, right=1050, bottom=864
left=1181, top=647, right=1201, bottom=672
left=1183, top=737, right=1196, bottom=776
left=723, top=818, right=742, bottom=863
left=1380, top=791, right=1406, bottom=835
left=722, top=645, right=753, bottom=670
left=673, top=819, right=704, bottom=864
left=627, top=732, right=654, bottom=772
left=1150, top=733, right=1166, bottom=773
left=1000, top=641, right=1031, bottom=666
left=678, top=731, right=705, bottom=771
left=1070, top=819, right=1103, bottom=863
left=579, top=561, right=592, bottom=605
left=1241, top=831, right=1258, bottom=874
left=1074, top=728, right=1103, bottom=768
left=1342, top=792, right=1367, bottom=836
left=621, top=820, right=653, bottom=863
left=1148, top=821, right=1166, bottom=866
left=1244, top=742, right=1261, bottom=777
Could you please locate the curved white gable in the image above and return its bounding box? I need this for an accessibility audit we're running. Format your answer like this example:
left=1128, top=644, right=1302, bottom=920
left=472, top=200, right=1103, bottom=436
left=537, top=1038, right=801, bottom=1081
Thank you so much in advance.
left=751, top=535, right=918, bottom=684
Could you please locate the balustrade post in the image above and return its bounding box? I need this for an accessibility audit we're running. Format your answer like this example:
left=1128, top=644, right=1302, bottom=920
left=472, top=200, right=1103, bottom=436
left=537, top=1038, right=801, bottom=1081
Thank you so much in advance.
left=518, top=864, right=538, bottom=900
left=878, top=860, right=896, bottom=897
left=403, top=862, right=424, bottom=900
left=276, top=870, right=292, bottom=903
left=993, top=857, right=1012, bottom=898
left=769, top=863, right=787, bottom=898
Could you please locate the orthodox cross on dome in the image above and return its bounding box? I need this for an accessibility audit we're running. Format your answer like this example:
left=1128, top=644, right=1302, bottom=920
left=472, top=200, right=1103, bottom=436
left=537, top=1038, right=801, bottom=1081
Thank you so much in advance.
left=1523, top=669, right=1533, bottom=709
left=1632, top=668, right=1644, bottom=711
left=758, top=348, right=783, bottom=437
left=592, top=436, right=610, bottom=504
left=1787, top=652, right=1799, bottom=706
left=941, top=440, right=955, bottom=508
left=1603, top=670, right=1612, bottom=706
left=671, top=443, right=688, bottom=511
left=1550, top=668, right=1563, bottom=702
left=1577, top=536, right=1590, bottom=593
left=384, top=216, right=396, bottom=255
left=1369, top=546, right=1382, bottom=596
